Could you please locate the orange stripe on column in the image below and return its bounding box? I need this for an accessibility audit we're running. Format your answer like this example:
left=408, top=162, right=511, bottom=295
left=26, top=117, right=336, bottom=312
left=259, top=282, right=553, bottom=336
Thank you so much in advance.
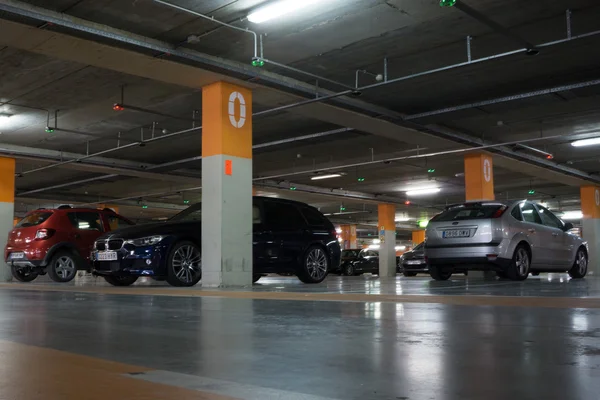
left=464, top=153, right=494, bottom=201
left=0, top=157, right=15, bottom=203
left=412, top=230, right=425, bottom=245
left=202, top=82, right=253, bottom=159
left=581, top=185, right=600, bottom=219
left=378, top=204, right=395, bottom=231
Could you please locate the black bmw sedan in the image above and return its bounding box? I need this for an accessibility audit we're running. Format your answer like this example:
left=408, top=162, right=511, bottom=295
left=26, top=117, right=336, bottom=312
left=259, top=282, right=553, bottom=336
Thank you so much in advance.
left=91, top=197, right=341, bottom=287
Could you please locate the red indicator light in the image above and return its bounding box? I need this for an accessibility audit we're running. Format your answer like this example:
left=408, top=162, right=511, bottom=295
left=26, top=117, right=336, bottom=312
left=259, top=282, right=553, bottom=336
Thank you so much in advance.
left=113, top=103, right=124, bottom=111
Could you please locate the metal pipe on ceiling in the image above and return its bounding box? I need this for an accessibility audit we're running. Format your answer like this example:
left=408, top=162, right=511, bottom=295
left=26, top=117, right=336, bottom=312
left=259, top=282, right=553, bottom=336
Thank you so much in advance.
left=116, top=103, right=201, bottom=122
left=16, top=127, right=353, bottom=195
left=152, top=0, right=258, bottom=59
left=404, top=78, right=600, bottom=120
left=454, top=1, right=537, bottom=53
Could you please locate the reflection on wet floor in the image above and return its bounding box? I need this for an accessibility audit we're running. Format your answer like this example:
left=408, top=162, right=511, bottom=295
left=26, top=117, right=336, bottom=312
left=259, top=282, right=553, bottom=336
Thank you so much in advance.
left=16, top=271, right=600, bottom=298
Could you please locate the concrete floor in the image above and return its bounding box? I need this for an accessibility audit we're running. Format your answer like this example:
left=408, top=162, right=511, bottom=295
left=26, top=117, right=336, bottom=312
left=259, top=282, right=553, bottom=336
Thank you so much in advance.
left=1, top=275, right=600, bottom=399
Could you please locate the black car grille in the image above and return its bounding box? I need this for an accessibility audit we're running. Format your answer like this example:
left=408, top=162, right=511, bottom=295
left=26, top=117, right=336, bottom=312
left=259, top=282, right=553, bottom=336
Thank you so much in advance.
left=95, top=239, right=124, bottom=251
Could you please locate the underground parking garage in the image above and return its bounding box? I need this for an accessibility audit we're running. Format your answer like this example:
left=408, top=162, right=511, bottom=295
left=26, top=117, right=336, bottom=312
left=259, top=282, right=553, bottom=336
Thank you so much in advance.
left=1, top=0, right=600, bottom=398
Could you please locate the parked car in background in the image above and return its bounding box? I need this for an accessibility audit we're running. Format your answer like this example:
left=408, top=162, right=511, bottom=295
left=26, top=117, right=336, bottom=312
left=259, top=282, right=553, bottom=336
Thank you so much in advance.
left=91, top=197, right=341, bottom=286
left=332, top=248, right=362, bottom=274
left=343, top=249, right=379, bottom=276
left=425, top=201, right=588, bottom=281
left=5, top=206, right=134, bottom=283
left=398, top=242, right=426, bottom=276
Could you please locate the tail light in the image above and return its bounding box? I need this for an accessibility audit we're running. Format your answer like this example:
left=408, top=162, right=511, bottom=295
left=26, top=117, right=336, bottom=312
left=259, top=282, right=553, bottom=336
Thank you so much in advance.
left=35, top=228, right=55, bottom=240
left=492, top=206, right=508, bottom=219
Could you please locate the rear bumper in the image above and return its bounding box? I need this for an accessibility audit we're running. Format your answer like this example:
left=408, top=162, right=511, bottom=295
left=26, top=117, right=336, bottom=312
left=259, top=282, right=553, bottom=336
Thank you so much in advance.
left=402, top=261, right=428, bottom=272
left=425, top=241, right=512, bottom=271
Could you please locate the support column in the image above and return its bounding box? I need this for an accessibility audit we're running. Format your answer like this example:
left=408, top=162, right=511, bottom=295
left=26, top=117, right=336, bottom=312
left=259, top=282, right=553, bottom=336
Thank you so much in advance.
left=412, top=230, right=425, bottom=246
left=340, top=225, right=357, bottom=249
left=0, top=157, right=15, bottom=282
left=202, top=82, right=253, bottom=287
left=378, top=204, right=396, bottom=277
left=581, top=185, right=600, bottom=276
left=464, top=153, right=495, bottom=279
left=464, top=153, right=494, bottom=201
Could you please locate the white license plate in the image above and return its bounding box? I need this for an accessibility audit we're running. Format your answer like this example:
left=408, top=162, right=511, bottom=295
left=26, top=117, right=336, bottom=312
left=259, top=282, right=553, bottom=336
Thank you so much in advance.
left=96, top=251, right=118, bottom=261
left=406, top=260, right=424, bottom=265
left=10, top=252, right=24, bottom=259
left=443, top=229, right=470, bottom=238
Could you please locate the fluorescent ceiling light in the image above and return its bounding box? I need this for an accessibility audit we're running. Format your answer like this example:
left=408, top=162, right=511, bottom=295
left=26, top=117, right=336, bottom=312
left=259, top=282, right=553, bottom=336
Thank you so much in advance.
left=372, top=239, right=381, bottom=244
left=311, top=173, right=342, bottom=181
left=0, top=113, right=13, bottom=122
left=395, top=245, right=406, bottom=251
left=395, top=217, right=411, bottom=222
left=561, top=211, right=583, bottom=220
left=248, top=0, right=320, bottom=23
left=368, top=244, right=380, bottom=250
left=571, top=137, right=600, bottom=147
left=406, top=187, right=441, bottom=196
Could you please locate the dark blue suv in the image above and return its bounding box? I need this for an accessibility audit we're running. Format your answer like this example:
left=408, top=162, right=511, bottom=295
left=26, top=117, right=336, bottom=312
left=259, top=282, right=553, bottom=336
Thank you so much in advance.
left=91, top=197, right=341, bottom=286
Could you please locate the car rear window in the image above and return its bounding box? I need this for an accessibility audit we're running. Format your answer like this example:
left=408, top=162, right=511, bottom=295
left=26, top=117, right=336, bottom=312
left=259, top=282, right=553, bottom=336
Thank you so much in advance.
left=15, top=212, right=53, bottom=228
left=431, top=204, right=503, bottom=222
left=342, top=250, right=359, bottom=258
left=301, top=207, right=327, bottom=226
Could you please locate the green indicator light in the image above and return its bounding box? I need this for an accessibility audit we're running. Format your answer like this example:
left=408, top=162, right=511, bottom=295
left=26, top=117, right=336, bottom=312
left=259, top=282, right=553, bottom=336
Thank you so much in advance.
left=45, top=127, right=54, bottom=133
left=340, top=207, right=346, bottom=212
left=183, top=200, right=190, bottom=205
left=427, top=168, right=435, bottom=173
left=290, top=186, right=297, bottom=191
left=418, top=220, right=429, bottom=228
left=439, top=0, right=456, bottom=7
left=142, top=205, right=148, bottom=209
left=251, top=59, right=265, bottom=67
left=368, top=233, right=372, bottom=237
left=528, top=189, right=536, bottom=195
left=357, top=177, right=365, bottom=182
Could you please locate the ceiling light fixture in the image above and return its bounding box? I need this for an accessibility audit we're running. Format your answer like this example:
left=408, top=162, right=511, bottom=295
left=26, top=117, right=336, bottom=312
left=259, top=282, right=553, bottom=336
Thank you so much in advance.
left=247, top=0, right=320, bottom=23
left=571, top=137, right=600, bottom=147
left=311, top=173, right=342, bottom=181
left=0, top=113, right=13, bottom=122
left=406, top=187, right=441, bottom=196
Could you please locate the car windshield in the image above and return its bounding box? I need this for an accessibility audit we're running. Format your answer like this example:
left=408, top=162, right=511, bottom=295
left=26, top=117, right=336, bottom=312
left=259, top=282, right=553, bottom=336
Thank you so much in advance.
left=169, top=204, right=201, bottom=222
left=431, top=204, right=503, bottom=222
left=342, top=250, right=359, bottom=258
left=413, top=243, right=424, bottom=251
left=15, top=211, right=52, bottom=228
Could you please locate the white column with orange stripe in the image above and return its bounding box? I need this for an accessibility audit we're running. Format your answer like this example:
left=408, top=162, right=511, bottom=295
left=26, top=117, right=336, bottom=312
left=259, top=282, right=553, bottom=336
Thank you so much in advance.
left=581, top=186, right=600, bottom=275
left=201, top=82, right=253, bottom=287
left=378, top=204, right=396, bottom=277
left=0, top=157, right=15, bottom=281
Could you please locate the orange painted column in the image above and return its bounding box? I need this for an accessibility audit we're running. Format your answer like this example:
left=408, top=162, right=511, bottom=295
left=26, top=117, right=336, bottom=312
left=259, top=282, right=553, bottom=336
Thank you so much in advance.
left=0, top=157, right=15, bottom=281
left=340, top=225, right=357, bottom=249
left=412, top=230, right=425, bottom=245
left=464, top=153, right=495, bottom=201
left=202, top=81, right=253, bottom=287
left=581, top=185, right=600, bottom=275
left=378, top=204, right=396, bottom=277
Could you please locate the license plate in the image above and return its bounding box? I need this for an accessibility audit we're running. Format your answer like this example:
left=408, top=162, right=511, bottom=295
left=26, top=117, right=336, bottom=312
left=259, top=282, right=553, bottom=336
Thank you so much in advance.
left=96, top=251, right=118, bottom=261
left=443, top=229, right=470, bottom=238
left=10, top=252, right=24, bottom=259
left=406, top=260, right=424, bottom=265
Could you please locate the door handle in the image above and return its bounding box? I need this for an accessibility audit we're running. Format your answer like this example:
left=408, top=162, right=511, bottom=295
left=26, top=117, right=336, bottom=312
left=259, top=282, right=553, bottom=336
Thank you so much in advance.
left=527, top=229, right=536, bottom=234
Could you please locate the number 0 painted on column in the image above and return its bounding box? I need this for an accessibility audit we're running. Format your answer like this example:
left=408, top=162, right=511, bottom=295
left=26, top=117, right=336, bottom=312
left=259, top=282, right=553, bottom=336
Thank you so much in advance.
left=228, top=91, right=246, bottom=128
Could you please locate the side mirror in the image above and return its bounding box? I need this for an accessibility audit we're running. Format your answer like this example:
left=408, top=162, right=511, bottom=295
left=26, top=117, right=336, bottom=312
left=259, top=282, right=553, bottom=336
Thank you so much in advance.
left=563, top=222, right=574, bottom=231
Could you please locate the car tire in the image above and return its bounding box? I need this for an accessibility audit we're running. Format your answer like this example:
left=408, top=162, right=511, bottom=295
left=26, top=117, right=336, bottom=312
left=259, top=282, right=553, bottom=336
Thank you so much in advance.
left=297, top=245, right=329, bottom=284
left=507, top=245, right=531, bottom=281
left=343, top=263, right=355, bottom=276
left=568, top=248, right=588, bottom=279
left=166, top=241, right=202, bottom=287
left=253, top=274, right=262, bottom=283
left=429, top=265, right=452, bottom=281
left=403, top=271, right=417, bottom=277
left=11, top=265, right=38, bottom=282
left=103, top=275, right=139, bottom=286
left=47, top=250, right=79, bottom=283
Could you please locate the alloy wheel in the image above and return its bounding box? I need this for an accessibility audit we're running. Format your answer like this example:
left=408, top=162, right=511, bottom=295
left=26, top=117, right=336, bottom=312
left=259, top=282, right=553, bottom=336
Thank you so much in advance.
left=172, top=245, right=202, bottom=284
left=55, top=256, right=76, bottom=280
left=515, top=248, right=529, bottom=276
left=577, top=251, right=588, bottom=275
left=306, top=248, right=328, bottom=280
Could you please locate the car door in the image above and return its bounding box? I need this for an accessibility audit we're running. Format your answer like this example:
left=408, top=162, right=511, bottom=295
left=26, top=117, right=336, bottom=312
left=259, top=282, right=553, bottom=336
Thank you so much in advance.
left=517, top=202, right=549, bottom=267
left=263, top=200, right=307, bottom=265
left=67, top=211, right=105, bottom=261
left=368, top=250, right=380, bottom=272
left=536, top=205, right=572, bottom=267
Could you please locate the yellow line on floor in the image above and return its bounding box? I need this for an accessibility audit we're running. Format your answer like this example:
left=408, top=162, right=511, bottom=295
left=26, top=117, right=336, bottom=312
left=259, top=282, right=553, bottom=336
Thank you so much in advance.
left=1, top=282, right=599, bottom=309
left=0, top=339, right=239, bottom=400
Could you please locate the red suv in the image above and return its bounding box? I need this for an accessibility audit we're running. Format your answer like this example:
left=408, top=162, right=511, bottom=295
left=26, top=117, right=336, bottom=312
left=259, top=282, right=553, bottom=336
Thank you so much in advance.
left=5, top=206, right=134, bottom=283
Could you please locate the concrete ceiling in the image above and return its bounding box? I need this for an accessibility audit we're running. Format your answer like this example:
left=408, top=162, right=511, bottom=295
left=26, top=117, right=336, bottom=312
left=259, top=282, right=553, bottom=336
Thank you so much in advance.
left=0, top=0, right=599, bottom=228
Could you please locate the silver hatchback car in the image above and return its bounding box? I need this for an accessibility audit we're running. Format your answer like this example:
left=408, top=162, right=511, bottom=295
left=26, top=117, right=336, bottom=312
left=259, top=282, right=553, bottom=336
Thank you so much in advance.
left=425, top=200, right=588, bottom=281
